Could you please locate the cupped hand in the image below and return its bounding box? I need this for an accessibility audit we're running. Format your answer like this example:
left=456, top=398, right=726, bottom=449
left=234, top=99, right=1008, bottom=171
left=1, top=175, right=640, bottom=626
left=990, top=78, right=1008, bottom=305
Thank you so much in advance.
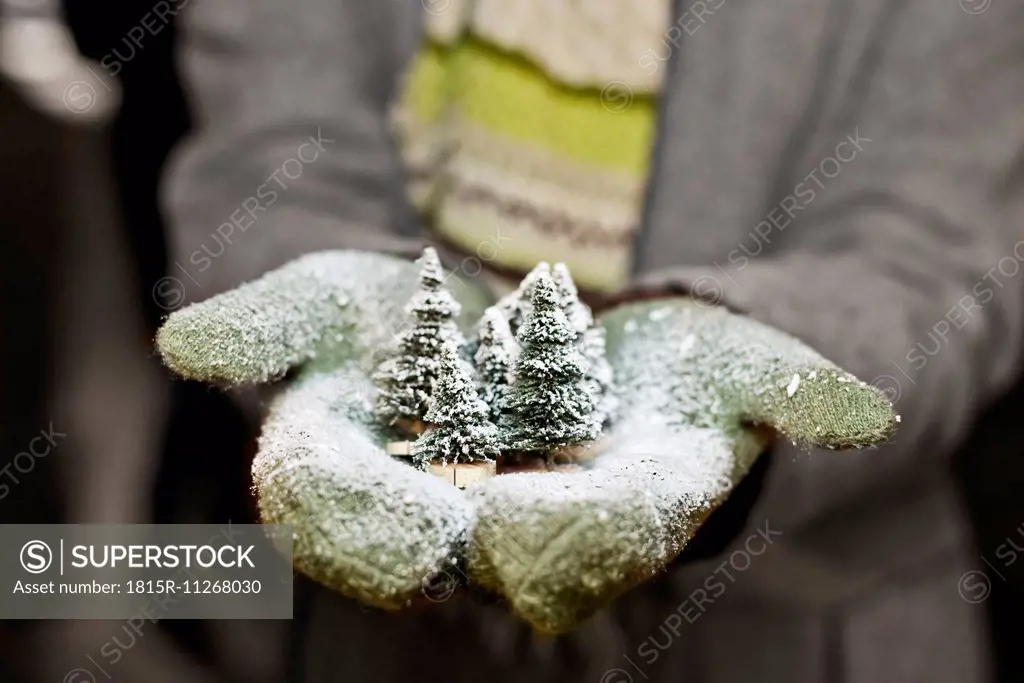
left=155, top=250, right=896, bottom=632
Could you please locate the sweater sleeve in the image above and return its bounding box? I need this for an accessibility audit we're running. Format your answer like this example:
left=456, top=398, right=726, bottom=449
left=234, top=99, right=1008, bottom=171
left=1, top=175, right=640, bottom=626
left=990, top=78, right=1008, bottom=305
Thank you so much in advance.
left=161, top=0, right=425, bottom=300
left=635, top=4, right=1024, bottom=510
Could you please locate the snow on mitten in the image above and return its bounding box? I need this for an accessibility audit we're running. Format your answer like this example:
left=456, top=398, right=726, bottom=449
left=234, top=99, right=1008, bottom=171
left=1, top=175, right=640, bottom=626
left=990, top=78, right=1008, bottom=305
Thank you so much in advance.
left=466, top=298, right=896, bottom=633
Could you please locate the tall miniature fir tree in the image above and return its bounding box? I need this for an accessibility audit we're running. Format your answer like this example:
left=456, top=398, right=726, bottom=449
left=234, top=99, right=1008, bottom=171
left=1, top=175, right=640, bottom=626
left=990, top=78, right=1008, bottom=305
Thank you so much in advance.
left=552, top=262, right=615, bottom=427
left=580, top=325, right=617, bottom=427
left=502, top=275, right=598, bottom=451
left=474, top=307, right=518, bottom=425
left=412, top=344, right=501, bottom=465
left=373, top=247, right=465, bottom=430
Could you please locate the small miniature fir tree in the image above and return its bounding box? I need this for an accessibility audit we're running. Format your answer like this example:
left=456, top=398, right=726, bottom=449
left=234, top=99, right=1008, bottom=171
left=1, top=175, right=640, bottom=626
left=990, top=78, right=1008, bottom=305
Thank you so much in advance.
left=373, top=247, right=465, bottom=430
left=412, top=343, right=501, bottom=465
left=551, top=262, right=592, bottom=334
left=502, top=274, right=598, bottom=451
left=496, top=261, right=550, bottom=335
left=580, top=325, right=617, bottom=428
left=474, top=307, right=518, bottom=425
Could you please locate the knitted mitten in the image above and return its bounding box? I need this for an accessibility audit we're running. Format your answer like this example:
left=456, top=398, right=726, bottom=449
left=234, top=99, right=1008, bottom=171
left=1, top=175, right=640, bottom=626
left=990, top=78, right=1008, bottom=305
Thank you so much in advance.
left=156, top=250, right=895, bottom=632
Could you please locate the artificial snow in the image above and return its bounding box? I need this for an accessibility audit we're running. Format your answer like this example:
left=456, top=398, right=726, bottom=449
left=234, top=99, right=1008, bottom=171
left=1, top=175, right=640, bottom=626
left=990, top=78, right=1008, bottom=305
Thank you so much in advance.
left=678, top=333, right=697, bottom=358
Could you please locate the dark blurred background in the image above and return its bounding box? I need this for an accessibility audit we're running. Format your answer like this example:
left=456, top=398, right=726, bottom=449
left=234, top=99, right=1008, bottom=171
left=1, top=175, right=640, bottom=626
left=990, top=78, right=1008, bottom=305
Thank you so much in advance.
left=1, top=2, right=270, bottom=680
left=1, top=2, right=1024, bottom=682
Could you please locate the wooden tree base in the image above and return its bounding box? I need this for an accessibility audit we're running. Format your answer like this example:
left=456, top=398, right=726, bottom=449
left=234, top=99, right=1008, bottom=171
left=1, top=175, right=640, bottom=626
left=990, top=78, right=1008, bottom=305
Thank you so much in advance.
left=499, top=439, right=606, bottom=473
left=548, top=439, right=603, bottom=464
left=385, top=441, right=413, bottom=456
left=426, top=460, right=497, bottom=489
left=391, top=439, right=607, bottom=484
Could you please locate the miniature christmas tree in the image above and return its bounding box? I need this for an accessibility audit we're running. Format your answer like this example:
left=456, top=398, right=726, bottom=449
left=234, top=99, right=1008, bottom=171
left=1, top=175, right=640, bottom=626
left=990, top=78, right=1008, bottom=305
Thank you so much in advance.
left=580, top=325, right=617, bottom=428
left=412, top=343, right=501, bottom=465
left=373, top=247, right=465, bottom=432
left=551, top=262, right=592, bottom=334
left=474, top=307, right=518, bottom=425
left=551, top=262, right=614, bottom=427
left=496, top=261, right=550, bottom=334
left=502, top=274, right=599, bottom=451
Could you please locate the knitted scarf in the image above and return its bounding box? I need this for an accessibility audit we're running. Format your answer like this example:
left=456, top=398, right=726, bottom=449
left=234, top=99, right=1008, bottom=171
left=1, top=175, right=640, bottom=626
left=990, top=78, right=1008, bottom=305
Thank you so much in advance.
left=390, top=0, right=669, bottom=293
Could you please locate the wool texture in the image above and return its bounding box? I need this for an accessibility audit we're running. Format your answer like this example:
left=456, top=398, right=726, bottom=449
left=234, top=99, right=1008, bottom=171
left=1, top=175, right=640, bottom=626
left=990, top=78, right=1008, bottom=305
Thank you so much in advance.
left=391, top=0, right=670, bottom=291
